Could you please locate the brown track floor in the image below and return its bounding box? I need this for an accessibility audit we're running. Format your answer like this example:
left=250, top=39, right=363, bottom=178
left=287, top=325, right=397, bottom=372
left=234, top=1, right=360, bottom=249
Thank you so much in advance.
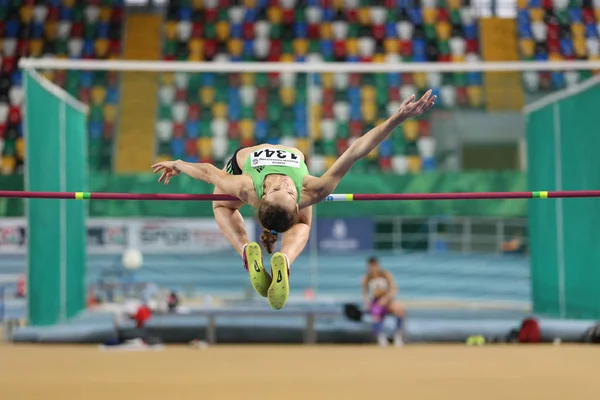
left=0, top=344, right=598, bottom=399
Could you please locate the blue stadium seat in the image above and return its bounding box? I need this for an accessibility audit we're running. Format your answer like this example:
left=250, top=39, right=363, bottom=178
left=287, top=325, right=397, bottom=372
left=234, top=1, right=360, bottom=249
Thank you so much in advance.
left=171, top=138, right=185, bottom=158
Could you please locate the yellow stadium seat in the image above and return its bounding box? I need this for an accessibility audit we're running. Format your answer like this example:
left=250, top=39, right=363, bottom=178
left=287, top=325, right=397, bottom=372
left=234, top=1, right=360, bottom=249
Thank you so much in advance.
left=62, top=0, right=76, bottom=7
left=239, top=119, right=255, bottom=139
left=595, top=9, right=600, bottom=22
left=216, top=21, right=230, bottom=41
left=403, top=120, right=418, bottom=141
left=154, top=155, right=172, bottom=163
left=164, top=22, right=178, bottom=40
left=30, top=39, right=44, bottom=57
left=108, top=54, right=119, bottom=60
left=295, top=138, right=310, bottom=156
left=189, top=39, right=204, bottom=54
left=519, top=39, right=535, bottom=57
left=310, top=120, right=321, bottom=140
left=361, top=85, right=376, bottom=102
left=267, top=7, right=283, bottom=24
left=467, top=86, right=483, bottom=107
left=197, top=138, right=212, bottom=158
left=280, top=87, right=296, bottom=106
left=346, top=39, right=358, bottom=56
left=41, top=70, right=54, bottom=81
left=91, top=86, right=107, bottom=105
left=320, top=24, right=332, bottom=40
left=422, top=8, right=437, bottom=25
left=16, top=138, right=25, bottom=160
left=212, top=103, right=227, bottom=119
left=361, top=102, right=376, bottom=123
left=95, top=39, right=109, bottom=57
left=241, top=73, right=255, bottom=85
left=384, top=38, right=398, bottom=54
left=44, top=22, right=58, bottom=40
left=321, top=73, right=334, bottom=88
left=448, top=0, right=461, bottom=8
left=99, top=7, right=112, bottom=22
left=325, top=156, right=337, bottom=169
left=436, top=22, right=451, bottom=41
left=56, top=54, right=68, bottom=60
left=1, top=156, right=16, bottom=174
left=407, top=156, right=422, bottom=174
left=103, top=105, right=117, bottom=123
left=372, top=54, right=385, bottom=63
left=413, top=72, right=427, bottom=89
left=227, top=39, right=242, bottom=56
left=19, top=6, right=33, bottom=23
left=574, top=38, right=587, bottom=58
left=548, top=52, right=563, bottom=62
left=357, top=8, right=370, bottom=24
left=571, top=23, right=585, bottom=39
left=279, top=54, right=294, bottom=62
left=310, top=111, right=322, bottom=140
left=529, top=8, right=544, bottom=22
left=161, top=73, right=175, bottom=85
left=332, top=0, right=344, bottom=8
left=310, top=104, right=322, bottom=120
left=451, top=54, right=466, bottom=63
left=243, top=0, right=256, bottom=7
left=200, top=87, right=215, bottom=105
left=293, top=39, right=308, bottom=56
left=188, top=53, right=202, bottom=61
left=516, top=0, right=527, bottom=8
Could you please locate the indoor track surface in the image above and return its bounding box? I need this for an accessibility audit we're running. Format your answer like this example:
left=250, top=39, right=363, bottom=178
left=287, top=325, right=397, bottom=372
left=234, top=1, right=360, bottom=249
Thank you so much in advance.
left=0, top=344, right=598, bottom=399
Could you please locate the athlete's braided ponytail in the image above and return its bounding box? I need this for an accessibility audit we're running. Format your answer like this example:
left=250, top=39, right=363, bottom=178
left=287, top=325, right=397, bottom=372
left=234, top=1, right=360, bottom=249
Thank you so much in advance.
left=257, top=200, right=296, bottom=254
left=259, top=229, right=278, bottom=254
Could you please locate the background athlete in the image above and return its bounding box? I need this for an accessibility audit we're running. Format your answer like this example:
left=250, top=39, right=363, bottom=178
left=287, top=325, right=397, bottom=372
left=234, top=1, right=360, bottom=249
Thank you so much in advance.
left=152, top=90, right=436, bottom=310
left=361, top=256, right=406, bottom=347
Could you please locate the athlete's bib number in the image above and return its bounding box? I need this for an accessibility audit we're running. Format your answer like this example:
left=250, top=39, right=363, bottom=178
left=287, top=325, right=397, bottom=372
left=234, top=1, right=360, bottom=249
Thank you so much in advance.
left=250, top=149, right=300, bottom=168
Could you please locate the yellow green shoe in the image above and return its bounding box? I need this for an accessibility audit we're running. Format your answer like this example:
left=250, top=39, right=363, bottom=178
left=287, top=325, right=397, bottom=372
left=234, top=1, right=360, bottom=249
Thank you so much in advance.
left=243, top=242, right=271, bottom=297
left=267, top=252, right=290, bottom=310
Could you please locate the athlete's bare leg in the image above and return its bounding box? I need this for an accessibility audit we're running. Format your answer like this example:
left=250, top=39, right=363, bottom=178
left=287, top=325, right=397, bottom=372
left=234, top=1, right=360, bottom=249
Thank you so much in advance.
left=213, top=187, right=272, bottom=297
left=267, top=206, right=312, bottom=310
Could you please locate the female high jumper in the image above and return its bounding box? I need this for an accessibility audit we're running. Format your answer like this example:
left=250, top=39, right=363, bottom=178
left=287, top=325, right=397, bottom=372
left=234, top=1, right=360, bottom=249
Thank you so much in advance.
left=152, top=90, right=436, bottom=310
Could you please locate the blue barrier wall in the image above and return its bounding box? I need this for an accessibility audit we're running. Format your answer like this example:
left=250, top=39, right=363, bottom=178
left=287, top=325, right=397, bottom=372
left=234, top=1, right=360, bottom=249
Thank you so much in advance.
left=0, top=252, right=529, bottom=304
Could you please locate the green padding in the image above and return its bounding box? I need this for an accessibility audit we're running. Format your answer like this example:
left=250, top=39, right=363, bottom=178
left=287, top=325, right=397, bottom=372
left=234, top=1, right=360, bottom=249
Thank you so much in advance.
left=527, top=79, right=600, bottom=319
left=24, top=71, right=87, bottom=326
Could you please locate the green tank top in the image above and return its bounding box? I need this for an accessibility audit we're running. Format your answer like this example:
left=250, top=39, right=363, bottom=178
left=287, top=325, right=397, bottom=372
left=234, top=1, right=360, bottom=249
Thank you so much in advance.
left=242, top=148, right=309, bottom=204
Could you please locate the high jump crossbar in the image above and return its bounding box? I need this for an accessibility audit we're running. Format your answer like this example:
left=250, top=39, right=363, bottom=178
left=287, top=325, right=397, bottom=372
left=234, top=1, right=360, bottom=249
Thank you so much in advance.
left=0, top=190, right=600, bottom=202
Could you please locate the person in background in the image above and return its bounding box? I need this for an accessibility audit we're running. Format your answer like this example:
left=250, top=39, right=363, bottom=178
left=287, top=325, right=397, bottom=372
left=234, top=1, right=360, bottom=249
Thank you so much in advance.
left=361, top=257, right=406, bottom=347
left=167, top=290, right=179, bottom=313
left=501, top=231, right=527, bottom=255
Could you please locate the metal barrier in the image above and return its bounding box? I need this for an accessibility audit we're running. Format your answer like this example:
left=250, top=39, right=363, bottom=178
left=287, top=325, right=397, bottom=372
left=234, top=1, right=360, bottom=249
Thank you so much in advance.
left=185, top=308, right=341, bottom=344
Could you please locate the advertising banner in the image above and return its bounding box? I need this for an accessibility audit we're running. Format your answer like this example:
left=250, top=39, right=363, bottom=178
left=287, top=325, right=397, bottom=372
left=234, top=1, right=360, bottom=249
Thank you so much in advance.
left=253, top=218, right=374, bottom=253
left=0, top=218, right=254, bottom=255
left=315, top=218, right=374, bottom=252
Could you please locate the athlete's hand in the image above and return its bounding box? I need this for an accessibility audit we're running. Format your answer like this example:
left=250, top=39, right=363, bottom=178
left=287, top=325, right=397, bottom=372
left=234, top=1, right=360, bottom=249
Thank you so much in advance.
left=395, top=89, right=436, bottom=120
left=152, top=160, right=181, bottom=185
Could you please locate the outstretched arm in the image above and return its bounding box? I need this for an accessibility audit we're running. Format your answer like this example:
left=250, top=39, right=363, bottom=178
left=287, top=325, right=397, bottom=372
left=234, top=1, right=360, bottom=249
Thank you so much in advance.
left=303, top=91, right=436, bottom=205
left=213, top=188, right=249, bottom=256
left=152, top=160, right=251, bottom=202
left=280, top=206, right=312, bottom=265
